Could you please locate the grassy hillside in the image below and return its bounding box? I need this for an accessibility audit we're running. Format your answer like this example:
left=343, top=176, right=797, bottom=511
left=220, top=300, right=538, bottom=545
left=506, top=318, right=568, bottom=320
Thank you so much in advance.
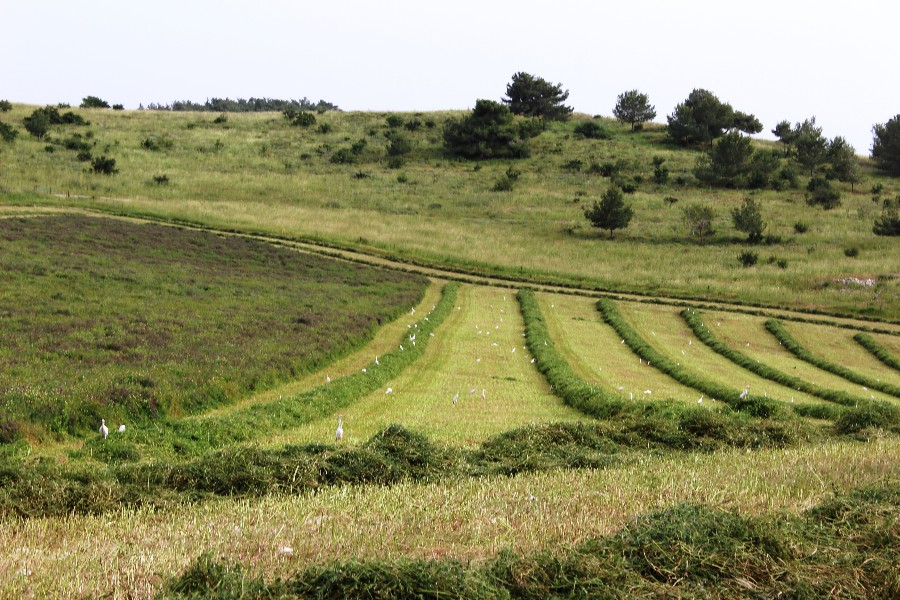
left=1, top=103, right=897, bottom=320
left=1, top=103, right=898, bottom=598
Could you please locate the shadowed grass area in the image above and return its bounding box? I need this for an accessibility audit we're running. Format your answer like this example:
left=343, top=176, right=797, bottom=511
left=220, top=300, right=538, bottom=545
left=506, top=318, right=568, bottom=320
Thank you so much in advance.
left=0, top=215, right=427, bottom=440
left=161, top=484, right=899, bottom=599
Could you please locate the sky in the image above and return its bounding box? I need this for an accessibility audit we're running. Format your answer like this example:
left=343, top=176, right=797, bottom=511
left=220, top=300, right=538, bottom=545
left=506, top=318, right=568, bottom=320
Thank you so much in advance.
left=2, top=0, right=898, bottom=154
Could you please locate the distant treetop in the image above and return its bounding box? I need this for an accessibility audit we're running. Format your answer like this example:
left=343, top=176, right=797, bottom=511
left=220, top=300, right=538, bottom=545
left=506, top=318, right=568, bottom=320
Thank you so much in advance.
left=503, top=72, right=573, bottom=121
left=141, top=97, right=339, bottom=113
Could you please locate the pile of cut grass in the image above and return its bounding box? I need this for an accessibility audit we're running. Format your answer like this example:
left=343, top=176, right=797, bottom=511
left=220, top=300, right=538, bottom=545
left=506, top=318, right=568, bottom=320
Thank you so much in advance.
left=163, top=485, right=899, bottom=598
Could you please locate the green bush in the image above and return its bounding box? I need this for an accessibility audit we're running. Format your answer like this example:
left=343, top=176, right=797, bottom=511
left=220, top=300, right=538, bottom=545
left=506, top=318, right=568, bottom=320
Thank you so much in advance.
left=738, top=250, right=758, bottom=267
left=91, top=155, right=118, bottom=174
left=574, top=120, right=611, bottom=139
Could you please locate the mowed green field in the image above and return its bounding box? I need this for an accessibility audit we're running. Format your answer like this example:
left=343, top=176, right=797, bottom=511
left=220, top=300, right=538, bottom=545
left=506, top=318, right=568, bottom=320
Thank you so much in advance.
left=279, top=285, right=584, bottom=447
left=1, top=102, right=899, bottom=596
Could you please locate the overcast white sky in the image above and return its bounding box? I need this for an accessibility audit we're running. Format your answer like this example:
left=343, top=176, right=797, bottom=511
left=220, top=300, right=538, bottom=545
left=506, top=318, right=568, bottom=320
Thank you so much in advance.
left=2, top=1, right=897, bottom=154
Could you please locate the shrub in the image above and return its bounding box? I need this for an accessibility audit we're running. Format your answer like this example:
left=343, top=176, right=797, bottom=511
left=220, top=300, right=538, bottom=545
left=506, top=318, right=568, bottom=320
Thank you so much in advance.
left=385, top=114, right=404, bottom=128
left=562, top=159, right=583, bottom=172
left=652, top=156, right=669, bottom=184
left=330, top=148, right=355, bottom=164
left=76, top=150, right=92, bottom=162
left=0, top=120, right=17, bottom=142
left=664, top=196, right=679, bottom=207
left=386, top=134, right=412, bottom=157
left=844, top=247, right=859, bottom=257
left=0, top=100, right=12, bottom=112
left=318, top=123, right=333, bottom=134
left=80, top=96, right=110, bottom=109
left=350, top=139, right=367, bottom=155
left=283, top=108, right=316, bottom=127
left=404, top=118, right=422, bottom=131
left=574, top=120, right=611, bottom=139
left=776, top=258, right=788, bottom=269
left=793, top=221, right=808, bottom=233
left=806, top=177, right=841, bottom=210
left=91, top=155, right=118, bottom=174
left=153, top=174, right=170, bottom=185
left=112, top=104, right=124, bottom=110
left=213, top=114, right=228, bottom=124
left=834, top=403, right=900, bottom=435
left=442, top=100, right=530, bottom=160
left=386, top=156, right=404, bottom=169
left=738, top=250, right=758, bottom=267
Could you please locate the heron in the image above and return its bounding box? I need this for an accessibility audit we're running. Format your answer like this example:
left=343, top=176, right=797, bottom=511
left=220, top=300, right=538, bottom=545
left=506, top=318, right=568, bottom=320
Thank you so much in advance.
left=118, top=424, right=126, bottom=433
left=644, top=390, right=652, bottom=395
left=336, top=416, right=343, bottom=442
left=452, top=391, right=459, bottom=404
left=481, top=389, right=486, bottom=399
left=739, top=385, right=750, bottom=399
left=375, top=356, right=379, bottom=365
left=385, top=387, right=393, bottom=394
left=698, top=396, right=704, bottom=404
left=99, top=419, right=108, bottom=439
left=326, top=375, right=331, bottom=383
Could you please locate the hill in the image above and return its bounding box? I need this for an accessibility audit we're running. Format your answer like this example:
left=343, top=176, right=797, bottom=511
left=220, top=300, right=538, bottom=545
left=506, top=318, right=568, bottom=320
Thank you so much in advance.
left=0, top=103, right=897, bottom=320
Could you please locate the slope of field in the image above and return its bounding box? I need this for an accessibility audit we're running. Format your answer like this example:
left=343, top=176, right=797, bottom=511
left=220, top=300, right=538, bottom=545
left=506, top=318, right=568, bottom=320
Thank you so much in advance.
left=278, top=285, right=585, bottom=446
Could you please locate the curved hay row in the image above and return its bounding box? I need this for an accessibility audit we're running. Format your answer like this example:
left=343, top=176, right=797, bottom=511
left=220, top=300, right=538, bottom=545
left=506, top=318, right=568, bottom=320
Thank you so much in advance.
left=854, top=332, right=900, bottom=373
left=766, top=319, right=900, bottom=401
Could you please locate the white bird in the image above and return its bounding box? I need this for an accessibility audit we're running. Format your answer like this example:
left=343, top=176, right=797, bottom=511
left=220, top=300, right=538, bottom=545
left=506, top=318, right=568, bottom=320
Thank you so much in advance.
left=739, top=386, right=749, bottom=399
left=476, top=357, right=481, bottom=363
left=99, top=419, right=108, bottom=439
left=410, top=307, right=415, bottom=315
left=409, top=334, right=416, bottom=341
left=617, top=386, right=625, bottom=391
left=385, top=387, right=393, bottom=394
left=452, top=391, right=459, bottom=404
left=118, top=424, right=126, bottom=433
left=361, top=368, right=367, bottom=373
left=629, top=392, right=633, bottom=400
left=621, top=339, right=625, bottom=344
left=469, top=388, right=477, bottom=395
left=643, top=390, right=652, bottom=395
left=336, top=416, right=343, bottom=442
left=511, top=347, right=516, bottom=353
left=326, top=375, right=331, bottom=383
left=531, top=358, right=535, bottom=364
left=399, top=344, right=404, bottom=351
left=688, top=340, right=692, bottom=346
left=698, top=396, right=704, bottom=404
left=375, top=356, right=379, bottom=365
left=481, top=389, right=486, bottom=399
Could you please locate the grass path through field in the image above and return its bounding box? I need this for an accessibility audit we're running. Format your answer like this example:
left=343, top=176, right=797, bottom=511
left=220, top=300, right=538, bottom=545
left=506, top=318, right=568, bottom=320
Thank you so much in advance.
left=270, top=285, right=585, bottom=447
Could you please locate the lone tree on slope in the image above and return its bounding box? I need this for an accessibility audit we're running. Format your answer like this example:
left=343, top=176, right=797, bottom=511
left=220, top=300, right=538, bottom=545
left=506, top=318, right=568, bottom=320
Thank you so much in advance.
left=584, top=186, right=634, bottom=238
left=503, top=72, right=573, bottom=122
left=613, top=90, right=656, bottom=131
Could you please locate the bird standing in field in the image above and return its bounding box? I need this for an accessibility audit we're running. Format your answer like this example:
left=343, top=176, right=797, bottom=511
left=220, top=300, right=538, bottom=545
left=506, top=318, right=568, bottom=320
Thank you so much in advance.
left=118, top=424, right=126, bottom=433
left=739, top=385, right=750, bottom=399
left=452, top=391, right=459, bottom=405
left=335, top=416, right=343, bottom=442
left=99, top=419, right=108, bottom=439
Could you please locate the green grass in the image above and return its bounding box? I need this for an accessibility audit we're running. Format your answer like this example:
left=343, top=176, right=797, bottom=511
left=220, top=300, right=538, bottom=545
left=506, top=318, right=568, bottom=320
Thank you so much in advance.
left=0, top=215, right=427, bottom=441
left=616, top=301, right=829, bottom=409
left=535, top=292, right=711, bottom=403
left=766, top=319, right=900, bottom=399
left=274, top=285, right=584, bottom=447
left=3, top=437, right=894, bottom=597
left=855, top=332, right=900, bottom=372
left=708, top=310, right=899, bottom=404
left=1, top=104, right=898, bottom=320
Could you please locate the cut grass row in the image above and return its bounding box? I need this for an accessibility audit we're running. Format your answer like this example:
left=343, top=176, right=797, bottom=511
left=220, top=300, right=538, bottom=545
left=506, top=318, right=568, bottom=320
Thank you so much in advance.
left=270, top=285, right=582, bottom=447
left=855, top=332, right=900, bottom=372
left=766, top=319, right=900, bottom=399
left=3, top=437, right=895, bottom=597
left=597, top=298, right=783, bottom=418
left=164, top=484, right=900, bottom=599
